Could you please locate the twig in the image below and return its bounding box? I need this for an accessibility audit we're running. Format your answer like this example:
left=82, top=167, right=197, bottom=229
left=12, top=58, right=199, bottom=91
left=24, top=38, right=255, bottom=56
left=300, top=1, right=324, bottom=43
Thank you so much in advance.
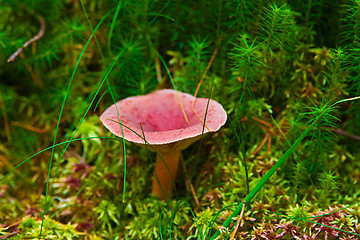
left=192, top=36, right=222, bottom=132
left=252, top=114, right=360, bottom=142
left=11, top=117, right=66, bottom=133
left=252, top=116, right=275, bottom=131
left=180, top=154, right=200, bottom=206
left=229, top=201, right=246, bottom=240
left=0, top=232, right=18, bottom=240
left=329, top=128, right=360, bottom=141
left=251, top=133, right=269, bottom=156
left=11, top=121, right=48, bottom=133
left=267, top=133, right=271, bottom=152
left=7, top=14, right=45, bottom=62
left=154, top=52, right=162, bottom=82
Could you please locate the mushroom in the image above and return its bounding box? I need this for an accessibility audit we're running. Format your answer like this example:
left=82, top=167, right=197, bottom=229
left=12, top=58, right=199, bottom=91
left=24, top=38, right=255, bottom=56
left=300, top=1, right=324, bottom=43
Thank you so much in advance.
left=100, top=89, right=227, bottom=200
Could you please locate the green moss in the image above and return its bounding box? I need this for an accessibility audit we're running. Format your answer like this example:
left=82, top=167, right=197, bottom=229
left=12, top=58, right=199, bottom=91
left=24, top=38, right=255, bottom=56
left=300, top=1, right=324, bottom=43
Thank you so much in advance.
left=1, top=0, right=360, bottom=239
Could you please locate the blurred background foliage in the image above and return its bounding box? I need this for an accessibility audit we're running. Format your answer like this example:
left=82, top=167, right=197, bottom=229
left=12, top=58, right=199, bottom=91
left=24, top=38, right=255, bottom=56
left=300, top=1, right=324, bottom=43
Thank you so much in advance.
left=1, top=0, right=360, bottom=239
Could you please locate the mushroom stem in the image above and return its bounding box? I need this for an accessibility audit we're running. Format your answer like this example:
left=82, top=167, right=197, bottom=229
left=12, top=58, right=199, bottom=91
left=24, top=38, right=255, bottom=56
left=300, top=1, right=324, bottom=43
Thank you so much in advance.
left=152, top=150, right=180, bottom=200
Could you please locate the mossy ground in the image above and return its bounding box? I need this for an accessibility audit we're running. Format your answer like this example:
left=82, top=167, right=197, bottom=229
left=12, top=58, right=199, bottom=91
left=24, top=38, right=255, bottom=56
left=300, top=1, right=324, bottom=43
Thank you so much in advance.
left=1, top=0, right=360, bottom=239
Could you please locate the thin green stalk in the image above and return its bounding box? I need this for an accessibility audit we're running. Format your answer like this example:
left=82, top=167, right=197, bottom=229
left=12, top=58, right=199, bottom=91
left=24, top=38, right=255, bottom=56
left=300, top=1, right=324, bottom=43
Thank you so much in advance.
left=155, top=50, right=189, bottom=125
left=190, top=77, right=214, bottom=186
left=64, top=1, right=108, bottom=148
left=210, top=96, right=360, bottom=240
left=80, top=0, right=106, bottom=61
left=108, top=0, right=123, bottom=56
left=164, top=200, right=200, bottom=240
left=79, top=0, right=126, bottom=202
left=0, top=137, right=118, bottom=185
left=149, top=0, right=172, bottom=25
left=38, top=9, right=113, bottom=239
left=230, top=117, right=249, bottom=195
left=139, top=123, right=170, bottom=199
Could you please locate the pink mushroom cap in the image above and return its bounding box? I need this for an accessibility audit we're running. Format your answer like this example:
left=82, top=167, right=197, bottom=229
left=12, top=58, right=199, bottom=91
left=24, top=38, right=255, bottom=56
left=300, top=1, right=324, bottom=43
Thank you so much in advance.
left=100, top=89, right=227, bottom=152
